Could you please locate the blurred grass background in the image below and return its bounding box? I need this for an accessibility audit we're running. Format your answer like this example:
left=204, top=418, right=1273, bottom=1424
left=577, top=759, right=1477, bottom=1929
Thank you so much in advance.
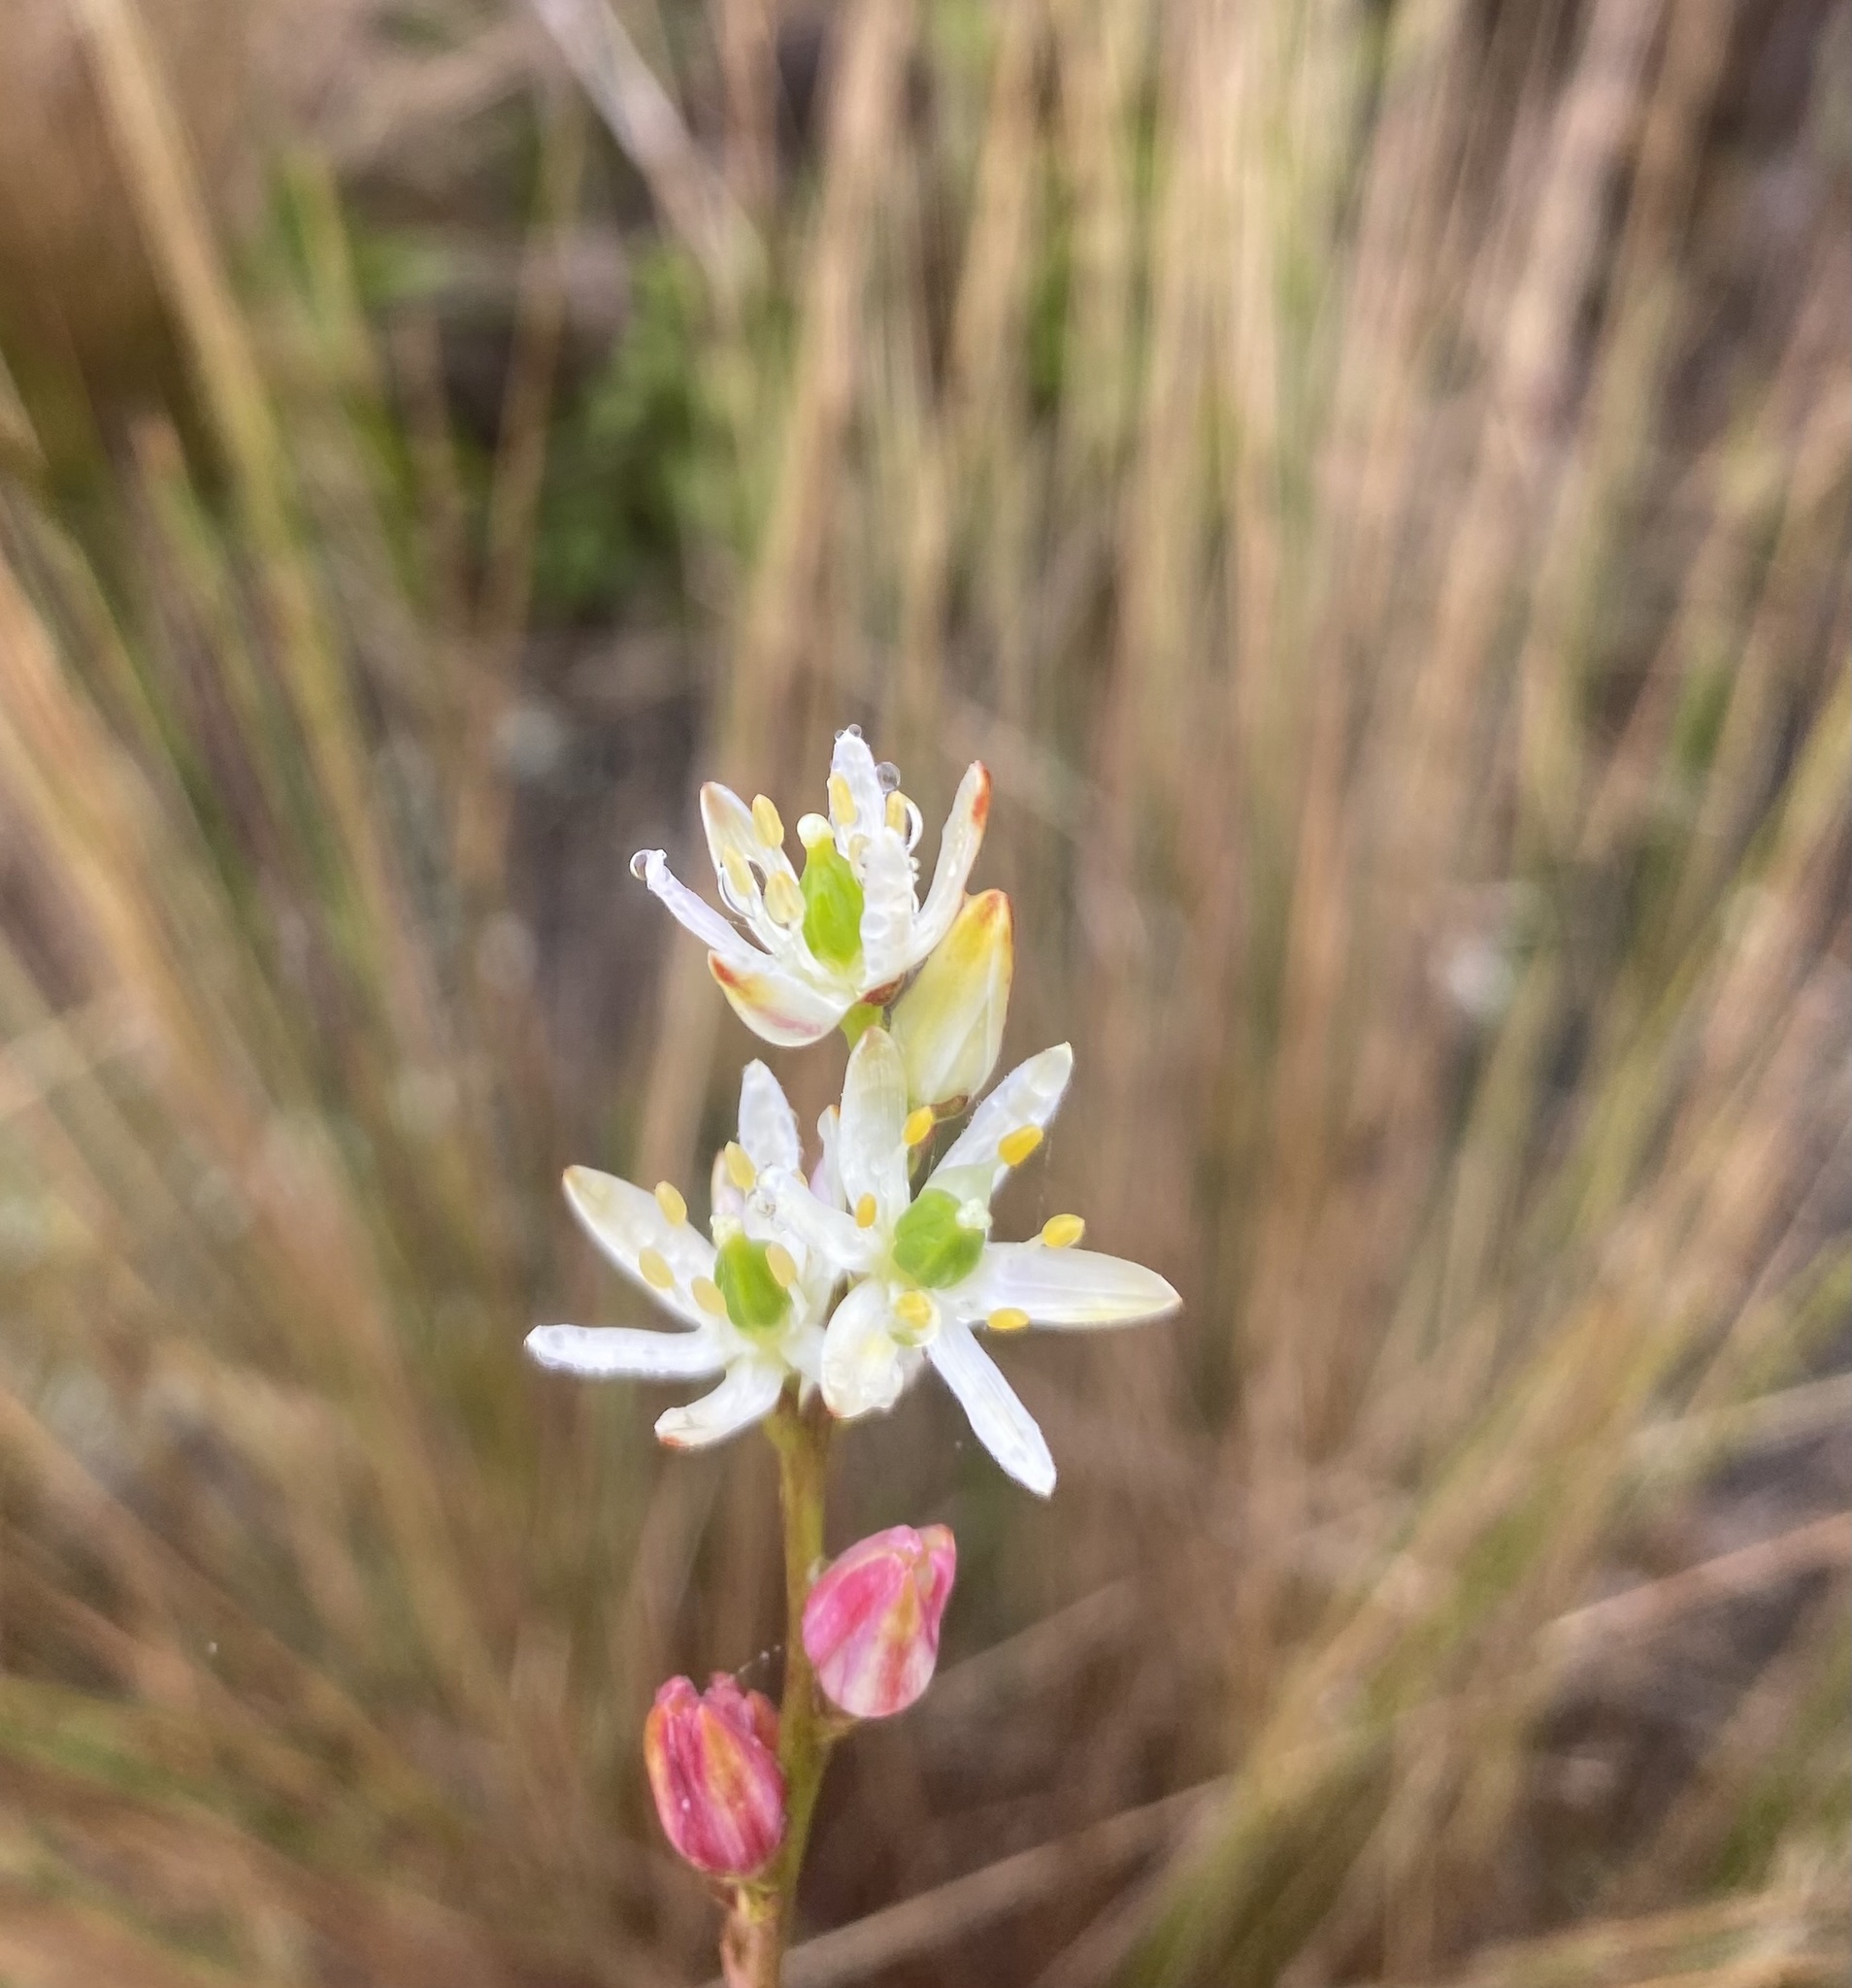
left=0, top=0, right=1846, bottom=1982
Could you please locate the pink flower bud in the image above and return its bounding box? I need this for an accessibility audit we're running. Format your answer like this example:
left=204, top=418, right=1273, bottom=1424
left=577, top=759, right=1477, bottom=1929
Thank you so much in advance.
left=802, top=1524, right=957, bottom=1719
left=644, top=1673, right=786, bottom=1877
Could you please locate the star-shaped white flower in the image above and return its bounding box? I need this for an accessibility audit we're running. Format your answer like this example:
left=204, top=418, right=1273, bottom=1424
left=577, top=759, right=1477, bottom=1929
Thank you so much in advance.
left=758, top=1029, right=1180, bottom=1496
left=631, top=728, right=991, bottom=1047
left=526, top=1063, right=832, bottom=1448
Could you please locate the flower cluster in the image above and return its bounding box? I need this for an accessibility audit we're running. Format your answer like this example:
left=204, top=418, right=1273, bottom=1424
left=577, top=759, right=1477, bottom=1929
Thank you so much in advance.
left=529, top=726, right=1180, bottom=1495
left=524, top=726, right=1179, bottom=1906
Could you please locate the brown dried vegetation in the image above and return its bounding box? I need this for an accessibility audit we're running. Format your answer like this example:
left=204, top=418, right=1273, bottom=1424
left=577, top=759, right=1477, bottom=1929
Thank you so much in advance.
left=0, top=0, right=1844, bottom=1983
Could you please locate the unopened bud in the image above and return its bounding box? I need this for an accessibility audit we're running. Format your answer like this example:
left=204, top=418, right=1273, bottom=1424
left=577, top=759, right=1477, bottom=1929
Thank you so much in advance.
left=644, top=1674, right=786, bottom=1877
left=889, top=891, right=1013, bottom=1110
left=802, top=1525, right=957, bottom=1719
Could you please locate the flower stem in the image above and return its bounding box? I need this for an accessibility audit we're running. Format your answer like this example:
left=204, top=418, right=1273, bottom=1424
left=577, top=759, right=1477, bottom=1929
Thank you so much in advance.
left=726, top=1388, right=835, bottom=1987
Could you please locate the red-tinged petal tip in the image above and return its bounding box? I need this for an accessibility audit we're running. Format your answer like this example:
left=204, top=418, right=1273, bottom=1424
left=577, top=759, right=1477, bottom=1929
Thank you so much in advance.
left=708, top=954, right=846, bottom=1047
left=969, top=886, right=1009, bottom=931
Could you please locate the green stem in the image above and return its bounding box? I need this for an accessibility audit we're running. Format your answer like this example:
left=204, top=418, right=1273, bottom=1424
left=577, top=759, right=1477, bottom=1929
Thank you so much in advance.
left=725, top=1387, right=836, bottom=1987
left=771, top=1387, right=835, bottom=1898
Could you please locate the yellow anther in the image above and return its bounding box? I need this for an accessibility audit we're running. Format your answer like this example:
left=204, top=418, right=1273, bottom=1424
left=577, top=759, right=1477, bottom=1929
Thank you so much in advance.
left=639, top=1247, right=676, bottom=1291
left=828, top=773, right=855, bottom=825
left=903, top=1106, right=937, bottom=1148
left=721, top=847, right=756, bottom=900
left=692, top=1276, right=727, bottom=1317
left=751, top=794, right=784, bottom=846
left=723, top=1143, right=757, bottom=1191
left=987, top=1307, right=1031, bottom=1334
left=654, top=1180, right=688, bottom=1226
left=764, top=871, right=804, bottom=925
left=998, top=1125, right=1043, bottom=1168
left=854, top=1192, right=878, bottom=1229
left=884, top=790, right=909, bottom=833
left=765, top=1242, right=799, bottom=1289
left=893, top=1289, right=936, bottom=1331
left=797, top=812, right=834, bottom=848
left=847, top=833, right=870, bottom=865
left=1041, top=1213, right=1085, bottom=1249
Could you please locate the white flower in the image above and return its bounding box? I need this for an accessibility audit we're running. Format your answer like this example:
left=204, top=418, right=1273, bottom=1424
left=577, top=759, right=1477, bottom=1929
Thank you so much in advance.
left=631, top=728, right=991, bottom=1047
left=526, top=1063, right=834, bottom=1448
left=757, top=1029, right=1180, bottom=1496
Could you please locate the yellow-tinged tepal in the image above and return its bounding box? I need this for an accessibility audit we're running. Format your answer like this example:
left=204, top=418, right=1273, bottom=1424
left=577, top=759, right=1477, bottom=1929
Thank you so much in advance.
left=888, top=889, right=1014, bottom=1111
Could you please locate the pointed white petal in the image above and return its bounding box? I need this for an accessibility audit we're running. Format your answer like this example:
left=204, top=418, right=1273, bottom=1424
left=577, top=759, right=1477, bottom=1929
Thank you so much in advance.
left=912, top=762, right=991, bottom=957
left=811, top=1105, right=846, bottom=1211
left=700, top=780, right=760, bottom=889
left=701, top=782, right=803, bottom=953
left=831, top=729, right=887, bottom=840
left=931, top=1044, right=1075, bottom=1196
left=858, top=828, right=918, bottom=987
left=947, top=1242, right=1181, bottom=1328
left=738, top=1060, right=803, bottom=1176
left=525, top=1323, right=726, bottom=1380
left=655, top=1360, right=786, bottom=1448
left=562, top=1167, right=716, bottom=1328
left=838, top=1026, right=911, bottom=1224
left=699, top=780, right=785, bottom=880
left=927, top=1321, right=1055, bottom=1497
left=633, top=848, right=758, bottom=964
left=821, top=1277, right=914, bottom=1417
left=710, top=955, right=851, bottom=1046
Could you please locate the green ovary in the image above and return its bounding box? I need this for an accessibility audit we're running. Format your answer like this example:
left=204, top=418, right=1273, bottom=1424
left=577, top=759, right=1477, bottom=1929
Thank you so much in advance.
left=715, top=1233, right=791, bottom=1334
left=801, top=841, right=865, bottom=973
left=890, top=1190, right=985, bottom=1289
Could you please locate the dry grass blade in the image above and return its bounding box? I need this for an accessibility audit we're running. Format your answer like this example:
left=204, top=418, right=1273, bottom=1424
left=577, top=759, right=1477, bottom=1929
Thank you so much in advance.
left=0, top=0, right=1843, bottom=1979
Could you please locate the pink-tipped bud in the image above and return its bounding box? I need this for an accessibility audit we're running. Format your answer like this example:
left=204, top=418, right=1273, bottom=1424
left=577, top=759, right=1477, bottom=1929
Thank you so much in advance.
left=644, top=1674, right=786, bottom=1877
left=802, top=1524, right=957, bottom=1719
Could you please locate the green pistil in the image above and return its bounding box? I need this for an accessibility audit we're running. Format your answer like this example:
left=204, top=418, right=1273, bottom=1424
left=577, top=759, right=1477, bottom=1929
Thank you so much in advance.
left=891, top=1189, right=986, bottom=1289
left=715, top=1233, right=791, bottom=1334
left=801, top=840, right=865, bottom=974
